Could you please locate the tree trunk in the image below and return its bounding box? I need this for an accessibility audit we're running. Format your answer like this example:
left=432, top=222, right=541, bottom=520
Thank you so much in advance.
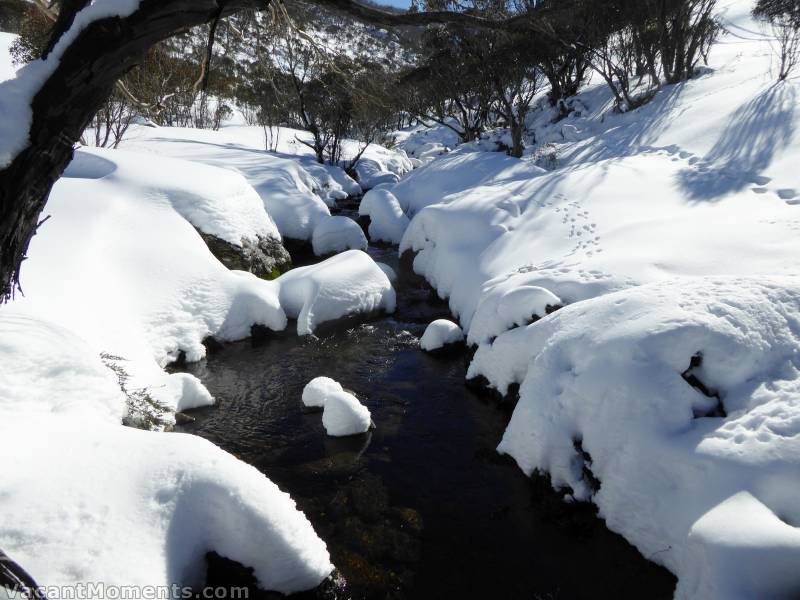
left=0, top=0, right=268, bottom=302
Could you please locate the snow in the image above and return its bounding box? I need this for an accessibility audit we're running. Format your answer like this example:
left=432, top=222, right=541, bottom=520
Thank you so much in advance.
left=9, top=148, right=287, bottom=422
left=468, top=277, right=561, bottom=346
left=358, top=187, right=410, bottom=244
left=302, top=376, right=344, bottom=408
left=377, top=262, right=397, bottom=283
left=311, top=215, right=368, bottom=256
left=279, top=250, right=396, bottom=335
left=65, top=147, right=280, bottom=245
left=322, top=390, right=372, bottom=437
left=122, top=126, right=332, bottom=242
left=419, top=319, right=464, bottom=352
left=467, top=277, right=800, bottom=600
left=0, top=416, right=333, bottom=593
left=389, top=120, right=461, bottom=163
left=122, top=125, right=411, bottom=251
left=355, top=157, right=401, bottom=190
left=0, top=312, right=125, bottom=424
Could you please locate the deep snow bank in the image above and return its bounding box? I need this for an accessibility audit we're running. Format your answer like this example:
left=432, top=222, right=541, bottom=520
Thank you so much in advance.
left=474, top=277, right=800, bottom=600
left=0, top=415, right=333, bottom=593
left=121, top=125, right=411, bottom=250
left=399, top=150, right=800, bottom=333
left=0, top=311, right=333, bottom=592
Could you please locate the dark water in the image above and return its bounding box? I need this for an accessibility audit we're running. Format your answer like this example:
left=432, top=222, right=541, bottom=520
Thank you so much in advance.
left=177, top=235, right=676, bottom=599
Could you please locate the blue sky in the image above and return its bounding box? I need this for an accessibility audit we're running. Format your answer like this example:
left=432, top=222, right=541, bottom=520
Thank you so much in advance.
left=375, top=0, right=413, bottom=9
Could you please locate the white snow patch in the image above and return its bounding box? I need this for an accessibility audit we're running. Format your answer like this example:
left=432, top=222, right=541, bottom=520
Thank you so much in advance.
left=359, top=188, right=409, bottom=244
left=302, top=376, right=344, bottom=408
left=322, top=390, right=372, bottom=437
left=420, top=319, right=464, bottom=351
left=470, top=277, right=800, bottom=600
left=311, top=215, right=368, bottom=256
left=0, top=415, right=333, bottom=593
left=278, top=250, right=396, bottom=335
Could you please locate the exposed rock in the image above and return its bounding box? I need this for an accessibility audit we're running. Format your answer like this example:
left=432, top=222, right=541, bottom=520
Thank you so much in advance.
left=199, top=231, right=291, bottom=280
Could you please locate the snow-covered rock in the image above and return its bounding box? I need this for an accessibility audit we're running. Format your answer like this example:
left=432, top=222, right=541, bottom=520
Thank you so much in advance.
left=302, top=376, right=344, bottom=408
left=355, top=157, right=400, bottom=190
left=278, top=250, right=396, bottom=335
left=469, top=276, right=800, bottom=600
left=358, top=187, right=409, bottom=244
left=121, top=125, right=411, bottom=243
left=322, top=390, right=372, bottom=437
left=419, top=319, right=464, bottom=352
left=376, top=262, right=397, bottom=283
left=0, top=415, right=333, bottom=593
left=11, top=148, right=288, bottom=422
left=468, top=276, right=562, bottom=345
left=65, top=147, right=281, bottom=246
left=311, top=215, right=368, bottom=256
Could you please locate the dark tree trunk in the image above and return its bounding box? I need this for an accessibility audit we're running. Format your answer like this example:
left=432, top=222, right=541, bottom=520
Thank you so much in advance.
left=0, top=0, right=269, bottom=302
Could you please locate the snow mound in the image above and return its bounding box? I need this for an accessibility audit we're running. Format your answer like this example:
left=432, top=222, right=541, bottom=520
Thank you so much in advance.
left=121, top=127, right=330, bottom=241
left=359, top=188, right=409, bottom=244
left=468, top=275, right=562, bottom=345
left=278, top=250, right=396, bottom=335
left=66, top=147, right=280, bottom=246
left=469, top=277, right=800, bottom=599
left=0, top=312, right=125, bottom=424
left=302, top=376, right=344, bottom=408
left=400, top=151, right=800, bottom=338
left=311, top=215, right=368, bottom=256
left=12, top=148, right=289, bottom=422
left=420, top=319, right=464, bottom=352
left=0, top=416, right=333, bottom=593
left=355, top=157, right=401, bottom=190
left=122, top=125, right=411, bottom=241
left=322, top=390, right=372, bottom=436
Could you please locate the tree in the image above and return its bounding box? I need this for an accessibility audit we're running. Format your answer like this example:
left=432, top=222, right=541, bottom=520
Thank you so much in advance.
left=486, top=34, right=544, bottom=157
left=0, top=0, right=537, bottom=302
left=754, top=0, right=800, bottom=80
left=402, top=26, right=497, bottom=143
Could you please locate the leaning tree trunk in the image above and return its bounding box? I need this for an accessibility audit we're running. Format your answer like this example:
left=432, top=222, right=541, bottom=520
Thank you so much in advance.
left=0, top=0, right=269, bottom=302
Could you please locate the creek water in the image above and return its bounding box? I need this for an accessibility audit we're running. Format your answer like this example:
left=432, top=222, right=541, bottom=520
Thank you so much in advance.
left=177, top=222, right=676, bottom=599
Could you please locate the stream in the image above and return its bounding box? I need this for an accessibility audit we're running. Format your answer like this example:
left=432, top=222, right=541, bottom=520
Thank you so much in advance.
left=176, top=213, right=677, bottom=599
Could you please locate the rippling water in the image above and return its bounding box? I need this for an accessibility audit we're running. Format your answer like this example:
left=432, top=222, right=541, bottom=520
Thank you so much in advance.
left=177, top=240, right=676, bottom=599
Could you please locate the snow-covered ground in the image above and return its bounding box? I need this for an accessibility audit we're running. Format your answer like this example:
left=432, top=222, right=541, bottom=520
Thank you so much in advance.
left=121, top=124, right=412, bottom=245
left=374, top=2, right=800, bottom=597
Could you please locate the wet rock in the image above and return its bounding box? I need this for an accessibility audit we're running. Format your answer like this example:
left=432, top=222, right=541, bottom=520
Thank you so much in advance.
left=199, top=231, right=291, bottom=279
left=174, top=411, right=195, bottom=425
left=205, top=553, right=349, bottom=599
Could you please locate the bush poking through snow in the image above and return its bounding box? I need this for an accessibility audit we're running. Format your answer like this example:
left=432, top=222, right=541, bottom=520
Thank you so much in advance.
left=420, top=319, right=464, bottom=353
left=322, top=390, right=372, bottom=437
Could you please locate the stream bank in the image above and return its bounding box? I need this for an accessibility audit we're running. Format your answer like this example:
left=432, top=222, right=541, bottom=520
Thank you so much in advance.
left=176, top=236, right=677, bottom=599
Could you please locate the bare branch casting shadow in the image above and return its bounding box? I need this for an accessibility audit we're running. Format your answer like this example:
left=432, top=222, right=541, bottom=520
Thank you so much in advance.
left=678, top=83, right=796, bottom=201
